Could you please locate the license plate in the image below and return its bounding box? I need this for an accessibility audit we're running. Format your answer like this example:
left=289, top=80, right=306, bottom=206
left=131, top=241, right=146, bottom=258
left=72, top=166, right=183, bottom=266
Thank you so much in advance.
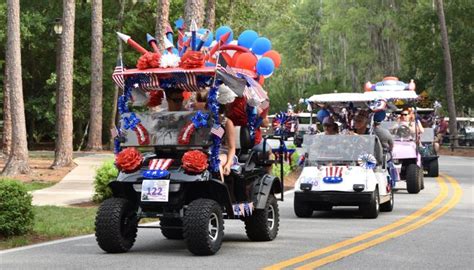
left=141, top=180, right=170, bottom=202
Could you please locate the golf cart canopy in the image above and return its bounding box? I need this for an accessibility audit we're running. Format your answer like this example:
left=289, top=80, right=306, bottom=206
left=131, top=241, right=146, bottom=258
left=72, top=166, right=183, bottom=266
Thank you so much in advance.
left=307, top=90, right=418, bottom=106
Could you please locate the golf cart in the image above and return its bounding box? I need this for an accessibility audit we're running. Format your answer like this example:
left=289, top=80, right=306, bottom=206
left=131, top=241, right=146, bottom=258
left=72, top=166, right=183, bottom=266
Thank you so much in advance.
left=293, top=93, right=394, bottom=219
left=95, top=60, right=283, bottom=255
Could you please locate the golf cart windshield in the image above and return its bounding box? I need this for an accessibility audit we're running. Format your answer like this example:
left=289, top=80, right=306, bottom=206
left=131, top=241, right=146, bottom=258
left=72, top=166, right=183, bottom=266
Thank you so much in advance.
left=420, top=127, right=435, bottom=142
left=380, top=121, right=415, bottom=141
left=305, top=134, right=375, bottom=162
left=120, top=111, right=212, bottom=147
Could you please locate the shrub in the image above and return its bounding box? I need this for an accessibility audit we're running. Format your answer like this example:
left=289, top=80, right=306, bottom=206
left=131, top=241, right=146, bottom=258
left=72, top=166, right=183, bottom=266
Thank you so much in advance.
left=271, top=148, right=300, bottom=177
left=92, top=160, right=119, bottom=203
left=0, top=179, right=34, bottom=236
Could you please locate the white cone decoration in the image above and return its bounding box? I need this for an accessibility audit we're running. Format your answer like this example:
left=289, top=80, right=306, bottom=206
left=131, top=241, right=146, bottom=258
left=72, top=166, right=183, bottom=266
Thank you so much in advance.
left=163, top=35, right=175, bottom=49
left=217, top=84, right=237, bottom=104
left=160, top=53, right=180, bottom=68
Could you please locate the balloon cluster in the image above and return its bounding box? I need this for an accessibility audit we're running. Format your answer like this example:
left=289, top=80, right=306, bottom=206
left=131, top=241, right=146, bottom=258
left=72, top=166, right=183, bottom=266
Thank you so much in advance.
left=117, top=20, right=282, bottom=81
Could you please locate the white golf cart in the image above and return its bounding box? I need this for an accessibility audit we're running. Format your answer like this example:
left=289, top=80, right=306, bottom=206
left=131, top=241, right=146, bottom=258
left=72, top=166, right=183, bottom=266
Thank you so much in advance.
left=294, top=93, right=394, bottom=219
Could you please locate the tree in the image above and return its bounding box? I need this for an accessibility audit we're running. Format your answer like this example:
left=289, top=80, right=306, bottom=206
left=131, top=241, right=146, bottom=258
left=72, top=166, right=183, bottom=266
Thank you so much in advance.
left=184, top=0, right=204, bottom=28
left=2, top=67, right=12, bottom=156
left=155, top=0, right=170, bottom=50
left=2, top=0, right=30, bottom=176
left=435, top=0, right=457, bottom=146
left=204, top=0, right=215, bottom=30
left=86, top=0, right=103, bottom=151
left=52, top=0, right=75, bottom=168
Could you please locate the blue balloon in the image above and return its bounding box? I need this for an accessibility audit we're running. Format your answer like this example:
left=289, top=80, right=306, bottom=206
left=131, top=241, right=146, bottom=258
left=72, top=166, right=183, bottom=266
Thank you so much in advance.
left=317, top=109, right=330, bottom=122
left=256, top=57, right=275, bottom=76
left=198, top=28, right=214, bottom=47
left=374, top=111, right=386, bottom=122
left=251, top=37, right=272, bottom=55
left=215, top=26, right=233, bottom=44
left=238, top=30, right=259, bottom=49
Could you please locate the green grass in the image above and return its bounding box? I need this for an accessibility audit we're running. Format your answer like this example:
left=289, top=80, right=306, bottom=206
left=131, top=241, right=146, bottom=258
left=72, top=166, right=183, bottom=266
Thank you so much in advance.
left=0, top=206, right=97, bottom=250
left=23, top=181, right=55, bottom=192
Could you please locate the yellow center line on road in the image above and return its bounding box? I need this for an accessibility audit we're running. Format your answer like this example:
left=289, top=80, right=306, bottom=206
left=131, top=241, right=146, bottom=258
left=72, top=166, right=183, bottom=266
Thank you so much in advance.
left=296, top=174, right=462, bottom=269
left=263, top=176, right=449, bottom=270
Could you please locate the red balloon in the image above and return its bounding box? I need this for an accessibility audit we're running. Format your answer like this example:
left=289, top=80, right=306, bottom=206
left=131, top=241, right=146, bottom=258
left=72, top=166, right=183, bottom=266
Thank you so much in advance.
left=263, top=50, right=281, bottom=68
left=258, top=75, right=265, bottom=86
left=234, top=52, right=258, bottom=71
left=231, top=51, right=243, bottom=67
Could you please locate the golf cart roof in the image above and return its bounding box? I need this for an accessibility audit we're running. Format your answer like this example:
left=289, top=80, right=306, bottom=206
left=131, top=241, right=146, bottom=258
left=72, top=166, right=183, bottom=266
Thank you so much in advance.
left=307, top=91, right=418, bottom=104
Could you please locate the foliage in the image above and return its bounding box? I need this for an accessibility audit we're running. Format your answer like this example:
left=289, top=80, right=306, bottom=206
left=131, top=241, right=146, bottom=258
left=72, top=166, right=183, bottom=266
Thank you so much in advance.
left=0, top=205, right=97, bottom=250
left=92, top=160, right=118, bottom=203
left=271, top=145, right=300, bottom=177
left=0, top=0, right=472, bottom=149
left=0, top=179, right=34, bottom=236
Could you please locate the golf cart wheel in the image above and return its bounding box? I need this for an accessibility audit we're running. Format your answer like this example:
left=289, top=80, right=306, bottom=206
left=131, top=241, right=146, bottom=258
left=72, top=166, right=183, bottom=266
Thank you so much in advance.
left=293, top=197, right=313, bottom=217
left=95, top=198, right=138, bottom=253
left=380, top=189, right=394, bottom=212
left=360, top=187, right=380, bottom=219
left=183, top=199, right=224, bottom=256
left=406, top=164, right=421, bottom=194
left=427, top=159, right=439, bottom=177
left=245, top=194, right=279, bottom=241
left=160, top=217, right=184, bottom=240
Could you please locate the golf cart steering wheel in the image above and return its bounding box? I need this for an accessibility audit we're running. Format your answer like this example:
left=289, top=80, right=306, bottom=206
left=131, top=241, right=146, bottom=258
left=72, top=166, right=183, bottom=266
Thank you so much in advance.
left=396, top=125, right=411, bottom=139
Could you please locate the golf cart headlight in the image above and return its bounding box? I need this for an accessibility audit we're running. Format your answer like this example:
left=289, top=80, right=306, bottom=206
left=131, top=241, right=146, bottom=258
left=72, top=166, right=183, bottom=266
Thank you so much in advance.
left=132, top=184, right=142, bottom=192
left=169, top=183, right=181, bottom=192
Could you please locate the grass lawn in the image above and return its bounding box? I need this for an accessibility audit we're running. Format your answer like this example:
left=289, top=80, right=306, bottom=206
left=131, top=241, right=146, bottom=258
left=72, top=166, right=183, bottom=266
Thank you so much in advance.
left=0, top=206, right=97, bottom=250
left=23, top=180, right=55, bottom=191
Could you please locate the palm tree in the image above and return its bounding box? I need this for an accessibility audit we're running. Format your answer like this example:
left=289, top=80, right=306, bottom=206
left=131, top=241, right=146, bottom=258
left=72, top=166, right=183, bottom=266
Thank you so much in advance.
left=204, top=0, right=216, bottom=31
left=155, top=0, right=170, bottom=50
left=184, top=0, right=204, bottom=28
left=435, top=0, right=458, bottom=146
left=86, top=0, right=103, bottom=151
left=52, top=0, right=75, bottom=168
left=2, top=0, right=30, bottom=176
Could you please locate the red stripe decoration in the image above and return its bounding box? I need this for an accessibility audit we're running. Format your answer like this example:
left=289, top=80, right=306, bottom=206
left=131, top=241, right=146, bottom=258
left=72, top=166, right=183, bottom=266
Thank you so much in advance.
left=112, top=65, right=125, bottom=89
left=161, top=159, right=173, bottom=170
left=148, top=159, right=174, bottom=170
left=177, top=72, right=201, bottom=92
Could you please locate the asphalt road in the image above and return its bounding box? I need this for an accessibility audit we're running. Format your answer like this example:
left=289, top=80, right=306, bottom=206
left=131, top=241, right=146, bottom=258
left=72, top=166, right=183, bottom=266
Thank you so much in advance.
left=1, top=156, right=473, bottom=270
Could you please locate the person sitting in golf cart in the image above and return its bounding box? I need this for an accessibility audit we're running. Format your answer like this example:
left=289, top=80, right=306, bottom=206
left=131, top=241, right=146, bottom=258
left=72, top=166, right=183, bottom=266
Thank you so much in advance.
left=353, top=110, right=370, bottom=135
left=397, top=109, right=424, bottom=137
left=164, top=87, right=185, bottom=111
left=322, top=116, right=339, bottom=135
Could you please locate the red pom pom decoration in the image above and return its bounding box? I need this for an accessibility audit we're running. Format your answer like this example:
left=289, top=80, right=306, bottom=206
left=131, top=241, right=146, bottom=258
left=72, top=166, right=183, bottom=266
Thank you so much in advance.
left=181, top=150, right=208, bottom=174
left=146, top=90, right=164, bottom=107
left=115, top=147, right=143, bottom=173
left=137, top=52, right=161, bottom=70
left=180, top=51, right=205, bottom=69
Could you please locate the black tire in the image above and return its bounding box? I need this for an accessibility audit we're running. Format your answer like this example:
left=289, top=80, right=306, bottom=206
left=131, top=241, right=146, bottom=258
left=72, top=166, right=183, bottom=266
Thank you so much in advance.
left=294, top=197, right=313, bottom=217
left=183, top=199, right=224, bottom=256
left=427, top=159, right=439, bottom=177
left=245, top=194, right=279, bottom=241
left=360, top=187, right=380, bottom=219
left=380, top=189, right=394, bottom=212
left=160, top=218, right=183, bottom=240
left=95, top=198, right=138, bottom=253
left=406, top=163, right=421, bottom=194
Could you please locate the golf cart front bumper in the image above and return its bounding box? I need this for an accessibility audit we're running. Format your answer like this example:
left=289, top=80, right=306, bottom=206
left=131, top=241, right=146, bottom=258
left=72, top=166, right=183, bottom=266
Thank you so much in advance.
left=295, top=190, right=373, bottom=206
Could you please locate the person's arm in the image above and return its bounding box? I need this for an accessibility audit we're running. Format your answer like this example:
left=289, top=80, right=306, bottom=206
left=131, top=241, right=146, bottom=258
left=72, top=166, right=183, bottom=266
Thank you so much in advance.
left=224, top=119, right=236, bottom=175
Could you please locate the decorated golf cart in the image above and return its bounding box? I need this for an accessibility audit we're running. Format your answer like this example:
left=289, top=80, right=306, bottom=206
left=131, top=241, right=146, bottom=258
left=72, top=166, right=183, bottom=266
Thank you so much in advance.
left=95, top=20, right=284, bottom=256
left=369, top=77, right=425, bottom=193
left=294, top=92, right=395, bottom=219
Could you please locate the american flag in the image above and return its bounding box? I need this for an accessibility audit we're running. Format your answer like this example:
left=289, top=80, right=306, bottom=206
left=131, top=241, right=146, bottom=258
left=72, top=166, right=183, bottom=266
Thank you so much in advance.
left=216, top=54, right=246, bottom=97
left=242, top=74, right=269, bottom=109
left=211, top=125, right=225, bottom=138
left=149, top=159, right=173, bottom=170
left=176, top=72, right=202, bottom=92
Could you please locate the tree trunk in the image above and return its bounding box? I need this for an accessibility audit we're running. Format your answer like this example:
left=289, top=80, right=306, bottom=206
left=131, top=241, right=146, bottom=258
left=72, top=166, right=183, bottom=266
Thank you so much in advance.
left=155, top=0, right=170, bottom=50
left=52, top=0, right=75, bottom=168
left=109, top=0, right=126, bottom=150
left=204, top=0, right=216, bottom=31
left=435, top=0, right=458, bottom=147
left=86, top=0, right=103, bottom=151
left=2, top=0, right=30, bottom=176
left=184, top=0, right=204, bottom=29
left=2, top=67, right=12, bottom=156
